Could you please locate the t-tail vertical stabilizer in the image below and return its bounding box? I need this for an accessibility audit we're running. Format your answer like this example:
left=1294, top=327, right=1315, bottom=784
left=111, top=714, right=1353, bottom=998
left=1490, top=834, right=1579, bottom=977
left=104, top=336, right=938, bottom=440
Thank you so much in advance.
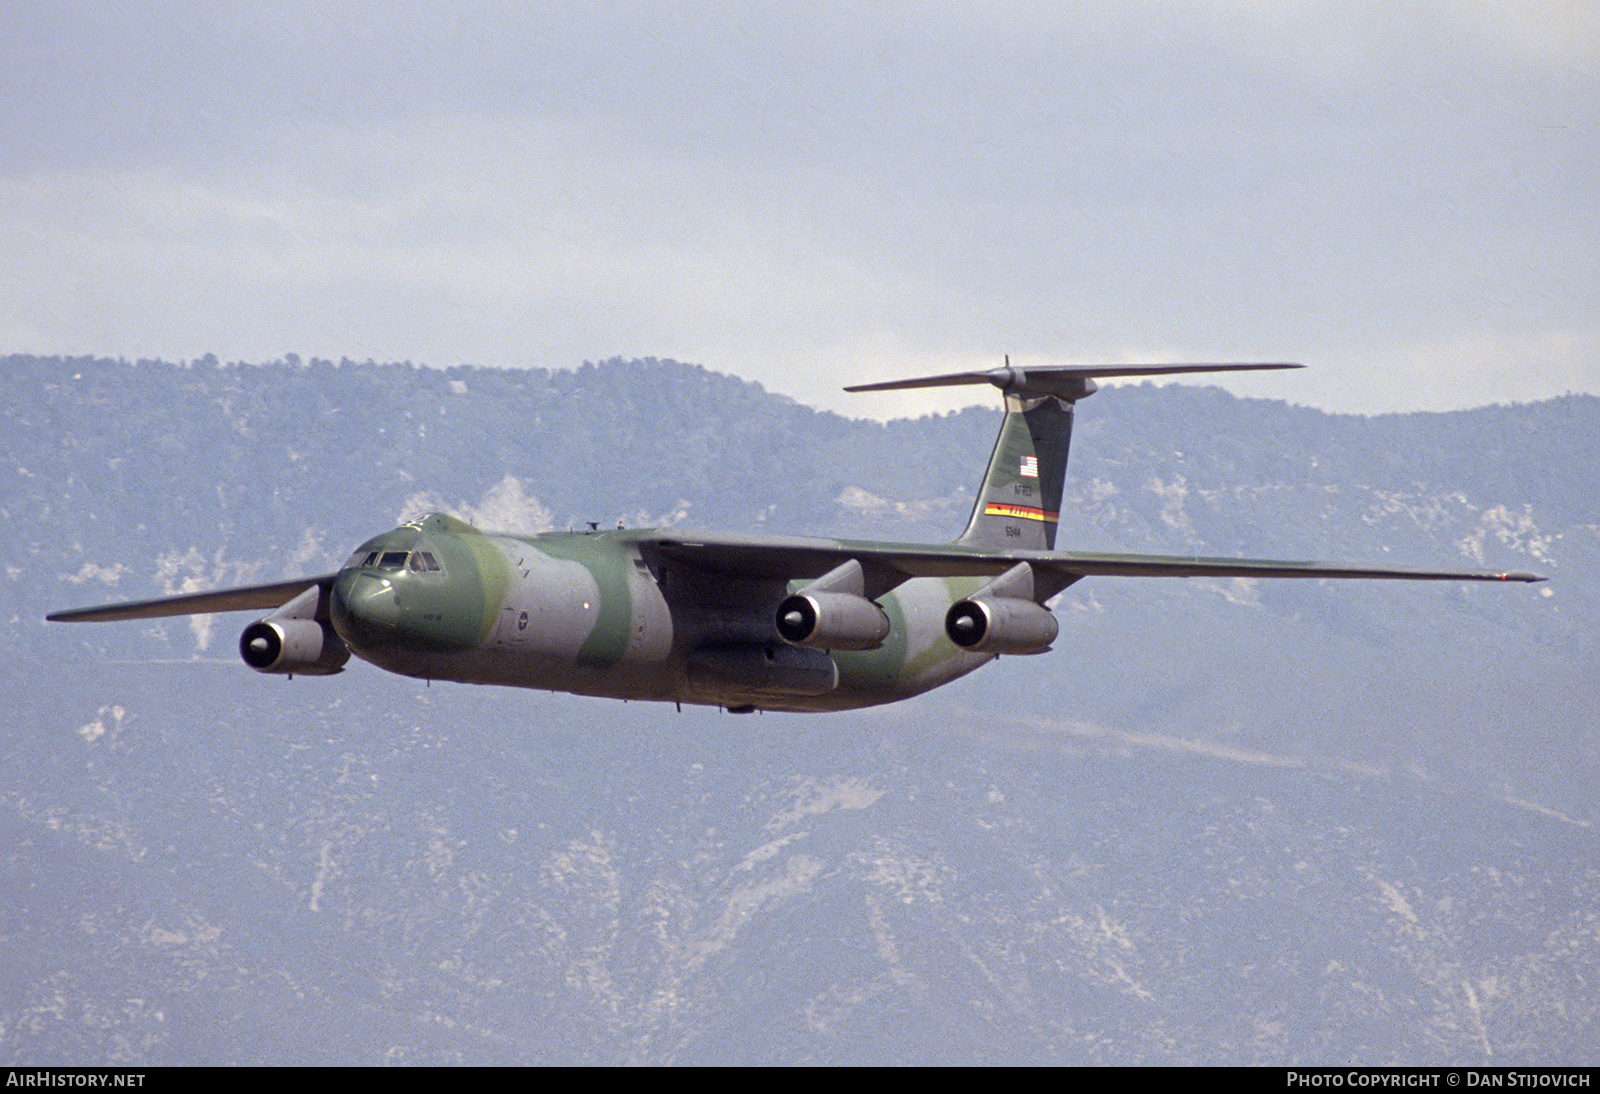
left=845, top=360, right=1302, bottom=550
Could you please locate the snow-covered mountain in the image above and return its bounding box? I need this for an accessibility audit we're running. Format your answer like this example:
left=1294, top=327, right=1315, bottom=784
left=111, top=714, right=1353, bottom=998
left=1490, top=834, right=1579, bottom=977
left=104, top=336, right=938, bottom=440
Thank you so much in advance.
left=3, top=355, right=1593, bottom=1064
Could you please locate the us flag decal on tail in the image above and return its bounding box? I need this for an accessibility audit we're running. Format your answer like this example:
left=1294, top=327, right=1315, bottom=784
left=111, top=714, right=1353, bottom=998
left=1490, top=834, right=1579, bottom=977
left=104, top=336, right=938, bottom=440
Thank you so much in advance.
left=1019, top=455, right=1039, bottom=478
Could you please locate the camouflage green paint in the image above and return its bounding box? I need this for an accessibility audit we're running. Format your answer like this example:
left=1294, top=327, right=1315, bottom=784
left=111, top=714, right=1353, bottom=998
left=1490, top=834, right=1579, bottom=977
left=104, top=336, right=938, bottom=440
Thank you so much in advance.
left=514, top=532, right=636, bottom=667
left=833, top=573, right=991, bottom=698
left=411, top=513, right=504, bottom=647
left=346, top=512, right=505, bottom=650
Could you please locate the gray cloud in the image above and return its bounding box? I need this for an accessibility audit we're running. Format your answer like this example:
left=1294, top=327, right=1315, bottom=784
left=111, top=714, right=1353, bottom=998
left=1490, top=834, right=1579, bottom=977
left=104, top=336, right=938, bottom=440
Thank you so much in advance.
left=4, top=2, right=1594, bottom=416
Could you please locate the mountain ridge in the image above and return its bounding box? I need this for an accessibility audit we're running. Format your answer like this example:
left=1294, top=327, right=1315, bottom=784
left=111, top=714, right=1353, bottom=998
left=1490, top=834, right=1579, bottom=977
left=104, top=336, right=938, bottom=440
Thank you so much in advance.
left=3, top=353, right=1593, bottom=1064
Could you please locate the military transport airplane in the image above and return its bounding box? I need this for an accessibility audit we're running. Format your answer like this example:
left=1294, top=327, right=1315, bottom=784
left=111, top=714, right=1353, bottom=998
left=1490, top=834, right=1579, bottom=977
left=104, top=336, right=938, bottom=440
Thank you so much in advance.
left=48, top=363, right=1542, bottom=713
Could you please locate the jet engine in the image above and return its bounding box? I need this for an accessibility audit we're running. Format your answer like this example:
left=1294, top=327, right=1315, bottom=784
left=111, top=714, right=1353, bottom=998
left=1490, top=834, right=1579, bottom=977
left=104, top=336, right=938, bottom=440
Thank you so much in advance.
left=943, top=561, right=1058, bottom=655
left=240, top=617, right=349, bottom=675
left=775, top=559, right=892, bottom=651
left=239, top=584, right=349, bottom=675
left=776, top=591, right=891, bottom=651
left=944, top=596, right=1057, bottom=654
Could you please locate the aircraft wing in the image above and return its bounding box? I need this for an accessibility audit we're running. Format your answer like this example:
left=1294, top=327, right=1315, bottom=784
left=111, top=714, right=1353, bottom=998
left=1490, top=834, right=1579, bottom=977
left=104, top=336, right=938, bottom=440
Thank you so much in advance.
left=643, top=532, right=1544, bottom=591
left=1029, top=551, right=1545, bottom=583
left=47, top=575, right=339, bottom=623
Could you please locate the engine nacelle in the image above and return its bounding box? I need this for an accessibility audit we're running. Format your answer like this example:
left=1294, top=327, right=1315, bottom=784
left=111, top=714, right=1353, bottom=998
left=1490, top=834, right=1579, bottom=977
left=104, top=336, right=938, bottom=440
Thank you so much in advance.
left=944, top=596, right=1058, bottom=655
left=776, top=591, right=891, bottom=651
left=240, top=618, right=350, bottom=675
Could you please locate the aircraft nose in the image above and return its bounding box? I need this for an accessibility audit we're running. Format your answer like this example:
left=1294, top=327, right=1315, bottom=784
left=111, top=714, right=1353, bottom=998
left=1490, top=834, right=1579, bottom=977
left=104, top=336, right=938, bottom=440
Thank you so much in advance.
left=330, top=570, right=401, bottom=648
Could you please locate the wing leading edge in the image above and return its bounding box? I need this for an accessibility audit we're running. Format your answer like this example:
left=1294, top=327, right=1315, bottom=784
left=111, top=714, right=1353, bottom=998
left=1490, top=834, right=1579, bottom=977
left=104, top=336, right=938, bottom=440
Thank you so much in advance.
left=644, top=532, right=1544, bottom=590
left=1036, top=550, right=1544, bottom=583
left=47, top=575, right=338, bottom=623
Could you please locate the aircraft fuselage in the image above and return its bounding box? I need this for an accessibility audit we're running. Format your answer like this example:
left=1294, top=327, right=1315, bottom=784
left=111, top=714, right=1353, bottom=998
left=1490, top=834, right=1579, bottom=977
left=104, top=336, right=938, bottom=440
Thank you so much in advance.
left=330, top=512, right=992, bottom=713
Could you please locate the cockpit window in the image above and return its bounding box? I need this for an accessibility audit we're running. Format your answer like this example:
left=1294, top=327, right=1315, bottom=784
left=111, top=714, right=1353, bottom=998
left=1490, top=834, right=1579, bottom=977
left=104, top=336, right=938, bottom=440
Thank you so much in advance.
left=343, top=548, right=440, bottom=572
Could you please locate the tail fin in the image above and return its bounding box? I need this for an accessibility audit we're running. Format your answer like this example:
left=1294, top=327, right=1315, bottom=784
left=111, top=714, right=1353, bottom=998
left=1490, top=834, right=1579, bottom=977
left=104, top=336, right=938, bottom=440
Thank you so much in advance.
left=958, top=387, right=1073, bottom=549
left=846, top=360, right=1301, bottom=551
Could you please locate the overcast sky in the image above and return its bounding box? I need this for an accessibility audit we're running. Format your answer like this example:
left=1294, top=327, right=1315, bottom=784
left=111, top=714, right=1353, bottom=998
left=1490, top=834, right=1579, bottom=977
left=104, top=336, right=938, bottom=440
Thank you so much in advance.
left=3, top=1, right=1594, bottom=418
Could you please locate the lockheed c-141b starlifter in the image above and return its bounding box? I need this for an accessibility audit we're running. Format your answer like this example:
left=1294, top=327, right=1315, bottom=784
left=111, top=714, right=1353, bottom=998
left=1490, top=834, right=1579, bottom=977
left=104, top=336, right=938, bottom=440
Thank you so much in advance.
left=48, top=363, right=1543, bottom=712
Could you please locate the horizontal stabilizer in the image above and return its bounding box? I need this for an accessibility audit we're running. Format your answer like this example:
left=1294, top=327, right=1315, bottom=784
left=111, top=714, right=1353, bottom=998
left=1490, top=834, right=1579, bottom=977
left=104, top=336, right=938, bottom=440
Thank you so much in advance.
left=846, top=361, right=1302, bottom=402
left=47, top=575, right=337, bottom=623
